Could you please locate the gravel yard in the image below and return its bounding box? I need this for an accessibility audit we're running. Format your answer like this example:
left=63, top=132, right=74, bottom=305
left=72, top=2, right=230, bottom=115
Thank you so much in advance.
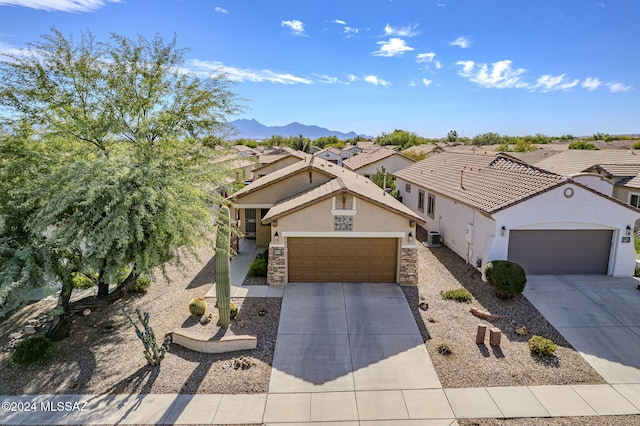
left=0, top=245, right=281, bottom=395
left=405, top=234, right=606, bottom=388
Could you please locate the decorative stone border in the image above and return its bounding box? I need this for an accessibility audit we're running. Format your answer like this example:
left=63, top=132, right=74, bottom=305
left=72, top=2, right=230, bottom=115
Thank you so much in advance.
left=470, top=306, right=503, bottom=321
left=171, top=329, right=257, bottom=354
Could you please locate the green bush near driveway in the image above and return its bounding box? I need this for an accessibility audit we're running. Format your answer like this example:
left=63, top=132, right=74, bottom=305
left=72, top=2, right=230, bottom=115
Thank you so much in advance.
left=484, top=260, right=527, bottom=299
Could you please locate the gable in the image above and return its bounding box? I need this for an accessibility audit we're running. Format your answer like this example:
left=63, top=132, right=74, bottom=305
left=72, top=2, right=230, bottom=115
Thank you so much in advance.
left=234, top=169, right=333, bottom=205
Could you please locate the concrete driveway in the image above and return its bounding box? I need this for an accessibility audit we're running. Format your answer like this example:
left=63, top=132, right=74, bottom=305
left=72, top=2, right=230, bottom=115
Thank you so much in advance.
left=524, top=275, right=640, bottom=384
left=269, top=282, right=442, bottom=393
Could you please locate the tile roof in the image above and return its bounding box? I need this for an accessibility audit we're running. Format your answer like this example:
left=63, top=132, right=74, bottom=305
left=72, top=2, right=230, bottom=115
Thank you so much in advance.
left=342, top=147, right=409, bottom=170
left=232, top=155, right=423, bottom=222
left=533, top=150, right=640, bottom=176
left=393, top=152, right=566, bottom=214
left=313, top=147, right=343, bottom=157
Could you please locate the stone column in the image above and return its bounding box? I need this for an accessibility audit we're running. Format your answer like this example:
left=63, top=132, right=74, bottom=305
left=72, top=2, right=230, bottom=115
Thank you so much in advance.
left=399, top=246, right=419, bottom=285
left=267, top=246, right=287, bottom=285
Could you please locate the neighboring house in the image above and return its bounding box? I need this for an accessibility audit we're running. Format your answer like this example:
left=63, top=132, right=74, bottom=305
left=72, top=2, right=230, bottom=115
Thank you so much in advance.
left=394, top=152, right=639, bottom=276
left=253, top=150, right=307, bottom=180
left=343, top=147, right=415, bottom=178
left=530, top=150, right=640, bottom=210
left=230, top=156, right=424, bottom=285
left=356, top=141, right=378, bottom=152
left=343, top=144, right=362, bottom=156
left=232, top=145, right=259, bottom=157
left=313, top=147, right=349, bottom=166
left=401, top=144, right=444, bottom=158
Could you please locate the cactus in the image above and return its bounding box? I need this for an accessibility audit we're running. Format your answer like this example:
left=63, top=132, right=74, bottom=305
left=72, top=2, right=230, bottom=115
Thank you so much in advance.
left=215, top=205, right=231, bottom=328
left=188, top=297, right=207, bottom=316
left=120, top=305, right=170, bottom=367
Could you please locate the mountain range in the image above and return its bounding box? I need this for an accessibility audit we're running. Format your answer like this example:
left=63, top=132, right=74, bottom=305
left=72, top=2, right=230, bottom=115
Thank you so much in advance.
left=230, top=119, right=367, bottom=140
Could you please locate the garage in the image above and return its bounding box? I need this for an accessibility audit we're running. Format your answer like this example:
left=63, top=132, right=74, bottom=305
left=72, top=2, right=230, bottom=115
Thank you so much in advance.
left=508, top=230, right=613, bottom=274
left=287, top=237, right=398, bottom=283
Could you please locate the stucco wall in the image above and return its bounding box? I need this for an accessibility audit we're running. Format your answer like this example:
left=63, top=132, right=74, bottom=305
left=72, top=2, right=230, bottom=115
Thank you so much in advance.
left=255, top=157, right=303, bottom=179
left=235, top=170, right=333, bottom=205
left=355, top=155, right=415, bottom=177
left=570, top=174, right=614, bottom=197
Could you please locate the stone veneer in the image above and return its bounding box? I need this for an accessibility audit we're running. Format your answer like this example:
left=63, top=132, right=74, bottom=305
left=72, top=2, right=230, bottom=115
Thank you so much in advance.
left=267, top=246, right=287, bottom=285
left=399, top=246, right=418, bottom=285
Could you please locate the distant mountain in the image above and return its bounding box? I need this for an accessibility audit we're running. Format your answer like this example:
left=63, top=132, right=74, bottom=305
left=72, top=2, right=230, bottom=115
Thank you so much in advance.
left=230, top=119, right=367, bottom=140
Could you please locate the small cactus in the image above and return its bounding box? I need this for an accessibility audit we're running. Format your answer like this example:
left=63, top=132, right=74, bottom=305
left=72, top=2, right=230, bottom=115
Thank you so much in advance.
left=188, top=297, right=207, bottom=316
left=120, top=305, right=170, bottom=367
left=216, top=205, right=232, bottom=328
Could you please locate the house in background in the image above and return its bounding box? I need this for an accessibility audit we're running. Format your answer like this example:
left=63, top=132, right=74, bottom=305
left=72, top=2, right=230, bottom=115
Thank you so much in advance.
left=343, top=147, right=415, bottom=178
left=313, top=146, right=351, bottom=166
left=253, top=150, right=306, bottom=180
left=230, top=156, right=423, bottom=285
left=394, top=152, right=639, bottom=277
left=232, top=145, right=259, bottom=157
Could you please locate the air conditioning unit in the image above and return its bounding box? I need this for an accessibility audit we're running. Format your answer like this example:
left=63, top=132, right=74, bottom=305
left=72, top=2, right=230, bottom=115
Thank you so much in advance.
left=427, top=231, right=441, bottom=247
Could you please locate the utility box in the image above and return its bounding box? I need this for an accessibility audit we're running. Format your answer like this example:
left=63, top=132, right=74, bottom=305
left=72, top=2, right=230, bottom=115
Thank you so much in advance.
left=427, top=231, right=441, bottom=246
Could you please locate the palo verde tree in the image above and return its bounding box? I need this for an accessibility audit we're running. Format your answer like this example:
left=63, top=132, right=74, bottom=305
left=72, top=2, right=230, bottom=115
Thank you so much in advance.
left=0, top=28, right=241, bottom=340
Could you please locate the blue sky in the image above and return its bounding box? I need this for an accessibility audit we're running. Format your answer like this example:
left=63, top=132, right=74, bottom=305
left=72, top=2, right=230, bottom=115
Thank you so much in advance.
left=0, top=0, right=638, bottom=138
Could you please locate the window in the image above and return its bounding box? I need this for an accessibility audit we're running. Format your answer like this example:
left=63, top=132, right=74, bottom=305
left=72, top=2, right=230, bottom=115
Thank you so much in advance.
left=418, top=190, right=425, bottom=212
left=405, top=183, right=411, bottom=193
left=630, top=193, right=640, bottom=208
left=427, top=193, right=435, bottom=218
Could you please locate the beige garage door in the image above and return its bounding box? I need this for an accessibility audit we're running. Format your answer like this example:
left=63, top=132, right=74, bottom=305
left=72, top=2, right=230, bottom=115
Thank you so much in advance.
left=508, top=230, right=612, bottom=274
left=287, top=237, right=398, bottom=283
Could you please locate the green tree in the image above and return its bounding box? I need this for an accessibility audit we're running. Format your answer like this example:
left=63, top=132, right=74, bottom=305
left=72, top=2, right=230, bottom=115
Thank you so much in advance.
left=569, top=141, right=598, bottom=150
left=369, top=166, right=396, bottom=193
left=471, top=132, right=504, bottom=146
left=447, top=130, right=458, bottom=142
left=0, top=29, right=241, bottom=340
left=291, top=134, right=312, bottom=153
left=376, top=129, right=427, bottom=149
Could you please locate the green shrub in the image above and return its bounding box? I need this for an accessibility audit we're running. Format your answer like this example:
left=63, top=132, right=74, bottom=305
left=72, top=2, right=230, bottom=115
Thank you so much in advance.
left=440, top=288, right=473, bottom=302
left=215, top=300, right=239, bottom=319
left=72, top=272, right=95, bottom=289
left=634, top=233, right=640, bottom=255
left=568, top=141, right=598, bottom=150
left=528, top=335, right=557, bottom=356
left=131, top=274, right=152, bottom=293
left=12, top=336, right=54, bottom=366
left=484, top=260, right=527, bottom=299
left=248, top=258, right=267, bottom=277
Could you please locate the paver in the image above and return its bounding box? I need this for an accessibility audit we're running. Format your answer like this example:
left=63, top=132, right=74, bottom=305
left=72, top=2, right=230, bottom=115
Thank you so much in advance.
left=263, top=393, right=311, bottom=423
left=309, top=391, right=359, bottom=422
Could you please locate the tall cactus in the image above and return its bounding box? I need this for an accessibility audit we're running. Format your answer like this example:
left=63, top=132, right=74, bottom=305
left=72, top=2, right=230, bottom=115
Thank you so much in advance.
left=215, top=205, right=231, bottom=328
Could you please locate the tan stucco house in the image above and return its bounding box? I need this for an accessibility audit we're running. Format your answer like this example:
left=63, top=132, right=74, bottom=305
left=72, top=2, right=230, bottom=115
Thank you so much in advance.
left=343, top=147, right=415, bottom=178
left=230, top=156, right=424, bottom=285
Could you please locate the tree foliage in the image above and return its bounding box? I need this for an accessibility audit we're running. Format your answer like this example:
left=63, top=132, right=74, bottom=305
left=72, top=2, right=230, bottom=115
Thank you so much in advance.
left=0, top=28, right=241, bottom=339
left=568, top=141, right=598, bottom=150
left=375, top=129, right=429, bottom=149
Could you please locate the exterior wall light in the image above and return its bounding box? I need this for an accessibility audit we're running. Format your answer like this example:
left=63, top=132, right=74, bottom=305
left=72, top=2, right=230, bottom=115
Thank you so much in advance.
left=500, top=226, right=506, bottom=237
left=408, top=231, right=413, bottom=243
left=274, top=231, right=279, bottom=243
left=626, top=225, right=632, bottom=236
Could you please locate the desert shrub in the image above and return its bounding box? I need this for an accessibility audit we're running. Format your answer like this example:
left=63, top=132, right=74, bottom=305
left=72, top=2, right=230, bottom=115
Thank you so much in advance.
left=131, top=274, right=152, bottom=293
left=12, top=336, right=54, bottom=366
left=569, top=141, right=598, bottom=150
left=440, top=288, right=472, bottom=302
left=528, top=335, right=557, bottom=356
left=72, top=272, right=95, bottom=289
left=214, top=300, right=239, bottom=319
left=484, top=260, right=527, bottom=299
left=248, top=258, right=267, bottom=277
left=188, top=297, right=207, bottom=316
left=437, top=343, right=453, bottom=356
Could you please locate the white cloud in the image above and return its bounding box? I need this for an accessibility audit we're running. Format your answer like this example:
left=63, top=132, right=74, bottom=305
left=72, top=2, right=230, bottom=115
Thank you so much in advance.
left=422, top=78, right=432, bottom=87
left=533, top=74, right=580, bottom=91
left=281, top=19, right=307, bottom=36
left=214, top=6, right=228, bottom=14
left=189, top=60, right=312, bottom=85
left=333, top=19, right=362, bottom=37
left=373, top=38, right=414, bottom=57
left=364, top=75, right=391, bottom=86
left=607, top=82, right=632, bottom=93
left=450, top=36, right=471, bottom=48
left=0, top=0, right=120, bottom=12
left=456, top=60, right=528, bottom=89
left=0, top=40, right=27, bottom=56
left=416, top=52, right=436, bottom=63
left=582, top=77, right=601, bottom=91
left=384, top=23, right=420, bottom=37
left=434, top=60, right=443, bottom=69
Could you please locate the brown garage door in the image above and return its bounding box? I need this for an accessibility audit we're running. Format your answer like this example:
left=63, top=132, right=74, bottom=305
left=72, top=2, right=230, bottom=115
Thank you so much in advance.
left=287, top=237, right=398, bottom=283
left=508, top=230, right=612, bottom=274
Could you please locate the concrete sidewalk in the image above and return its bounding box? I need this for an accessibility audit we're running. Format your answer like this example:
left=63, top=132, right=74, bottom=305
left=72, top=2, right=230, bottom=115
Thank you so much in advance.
left=2, top=384, right=639, bottom=424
